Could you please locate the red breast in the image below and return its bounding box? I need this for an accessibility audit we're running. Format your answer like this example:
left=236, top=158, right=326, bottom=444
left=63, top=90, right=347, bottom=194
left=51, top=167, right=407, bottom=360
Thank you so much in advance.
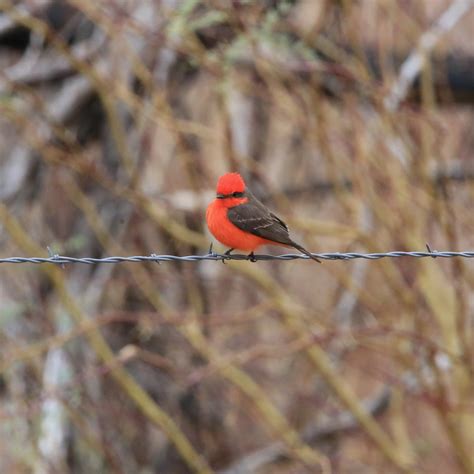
left=206, top=199, right=270, bottom=251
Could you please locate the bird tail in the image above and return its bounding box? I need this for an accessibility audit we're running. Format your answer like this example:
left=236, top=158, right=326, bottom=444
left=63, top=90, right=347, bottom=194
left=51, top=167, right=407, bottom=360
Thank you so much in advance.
left=291, top=242, right=321, bottom=263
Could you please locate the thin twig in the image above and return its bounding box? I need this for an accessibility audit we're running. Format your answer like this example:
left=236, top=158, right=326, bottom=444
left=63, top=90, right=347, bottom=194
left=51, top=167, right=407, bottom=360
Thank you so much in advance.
left=219, top=387, right=391, bottom=474
left=384, top=0, right=474, bottom=111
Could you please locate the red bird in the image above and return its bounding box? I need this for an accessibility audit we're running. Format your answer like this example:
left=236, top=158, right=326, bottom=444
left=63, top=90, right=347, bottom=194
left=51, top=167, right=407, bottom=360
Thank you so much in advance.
left=206, top=173, right=320, bottom=262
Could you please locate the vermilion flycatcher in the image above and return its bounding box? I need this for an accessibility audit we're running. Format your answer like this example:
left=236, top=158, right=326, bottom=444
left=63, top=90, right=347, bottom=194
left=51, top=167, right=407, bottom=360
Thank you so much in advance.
left=206, top=173, right=320, bottom=262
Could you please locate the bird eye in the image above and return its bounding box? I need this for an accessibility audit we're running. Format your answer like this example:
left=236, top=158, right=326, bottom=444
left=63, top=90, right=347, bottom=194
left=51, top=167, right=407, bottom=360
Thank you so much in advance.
left=232, top=192, right=244, bottom=198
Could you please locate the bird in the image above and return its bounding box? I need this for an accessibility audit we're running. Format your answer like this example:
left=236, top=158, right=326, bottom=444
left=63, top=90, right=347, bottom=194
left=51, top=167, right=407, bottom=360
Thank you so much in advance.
left=206, top=172, right=321, bottom=262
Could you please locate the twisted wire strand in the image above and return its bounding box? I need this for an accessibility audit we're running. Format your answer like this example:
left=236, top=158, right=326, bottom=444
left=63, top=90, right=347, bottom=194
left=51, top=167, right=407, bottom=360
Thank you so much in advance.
left=1, top=250, right=474, bottom=265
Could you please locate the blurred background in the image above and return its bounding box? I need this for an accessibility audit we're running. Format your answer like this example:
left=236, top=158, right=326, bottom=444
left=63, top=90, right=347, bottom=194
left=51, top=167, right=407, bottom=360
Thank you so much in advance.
left=1, top=1, right=474, bottom=473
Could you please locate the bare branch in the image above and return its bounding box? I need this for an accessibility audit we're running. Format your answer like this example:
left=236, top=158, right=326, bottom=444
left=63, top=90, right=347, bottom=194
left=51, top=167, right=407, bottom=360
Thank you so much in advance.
left=385, top=0, right=474, bottom=111
left=219, top=387, right=391, bottom=474
left=1, top=29, right=105, bottom=86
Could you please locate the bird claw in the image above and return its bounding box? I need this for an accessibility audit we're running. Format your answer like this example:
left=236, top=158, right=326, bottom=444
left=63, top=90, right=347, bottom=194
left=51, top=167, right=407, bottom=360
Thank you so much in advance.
left=221, top=248, right=234, bottom=264
left=247, top=252, right=257, bottom=263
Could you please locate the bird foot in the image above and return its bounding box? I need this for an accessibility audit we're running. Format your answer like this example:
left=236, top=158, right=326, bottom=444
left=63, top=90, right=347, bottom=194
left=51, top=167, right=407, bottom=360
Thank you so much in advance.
left=247, top=252, right=257, bottom=263
left=222, top=248, right=234, bottom=264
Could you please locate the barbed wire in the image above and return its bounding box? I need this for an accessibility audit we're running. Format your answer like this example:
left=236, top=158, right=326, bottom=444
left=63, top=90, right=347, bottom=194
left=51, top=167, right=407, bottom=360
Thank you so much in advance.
left=1, top=248, right=474, bottom=265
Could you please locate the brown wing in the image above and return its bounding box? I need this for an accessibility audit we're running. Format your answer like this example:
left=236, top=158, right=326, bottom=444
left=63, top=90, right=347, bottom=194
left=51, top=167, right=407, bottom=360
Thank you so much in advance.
left=227, top=193, right=294, bottom=246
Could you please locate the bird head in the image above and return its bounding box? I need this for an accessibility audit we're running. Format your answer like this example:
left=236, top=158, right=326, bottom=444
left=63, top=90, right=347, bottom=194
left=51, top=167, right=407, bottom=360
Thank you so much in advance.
left=215, top=173, right=248, bottom=207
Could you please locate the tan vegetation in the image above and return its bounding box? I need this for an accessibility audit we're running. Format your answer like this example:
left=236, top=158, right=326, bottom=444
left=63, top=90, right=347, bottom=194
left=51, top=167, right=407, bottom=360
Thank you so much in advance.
left=0, top=1, right=473, bottom=473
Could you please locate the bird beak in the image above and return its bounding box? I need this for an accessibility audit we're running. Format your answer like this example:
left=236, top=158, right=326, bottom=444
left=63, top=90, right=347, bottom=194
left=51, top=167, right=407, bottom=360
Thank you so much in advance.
left=216, top=193, right=225, bottom=199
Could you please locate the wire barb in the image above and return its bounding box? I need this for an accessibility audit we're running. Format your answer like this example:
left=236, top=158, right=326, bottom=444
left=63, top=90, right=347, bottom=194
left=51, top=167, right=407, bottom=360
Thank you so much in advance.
left=425, top=243, right=437, bottom=258
left=149, top=253, right=161, bottom=265
left=47, top=246, right=66, bottom=268
left=1, top=250, right=474, bottom=265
